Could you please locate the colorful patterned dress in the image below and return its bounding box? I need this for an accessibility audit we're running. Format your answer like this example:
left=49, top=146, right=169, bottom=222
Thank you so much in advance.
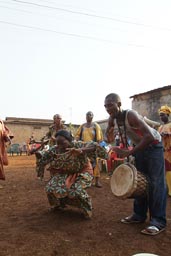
left=38, top=141, right=108, bottom=217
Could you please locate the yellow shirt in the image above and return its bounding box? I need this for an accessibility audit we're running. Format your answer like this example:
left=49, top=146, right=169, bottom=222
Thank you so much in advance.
left=75, top=122, right=103, bottom=142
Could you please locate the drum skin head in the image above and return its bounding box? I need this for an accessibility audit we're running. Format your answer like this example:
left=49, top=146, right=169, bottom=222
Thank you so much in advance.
left=132, top=254, right=159, bottom=256
left=110, top=163, right=136, bottom=198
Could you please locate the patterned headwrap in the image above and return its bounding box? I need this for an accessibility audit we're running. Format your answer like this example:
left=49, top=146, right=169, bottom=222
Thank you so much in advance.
left=158, top=105, right=171, bottom=115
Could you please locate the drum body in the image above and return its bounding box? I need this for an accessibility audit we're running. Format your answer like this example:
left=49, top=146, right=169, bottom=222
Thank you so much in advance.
left=110, top=163, right=148, bottom=199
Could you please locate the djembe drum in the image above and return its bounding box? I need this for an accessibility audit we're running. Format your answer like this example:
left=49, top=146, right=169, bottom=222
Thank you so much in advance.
left=110, top=163, right=148, bottom=199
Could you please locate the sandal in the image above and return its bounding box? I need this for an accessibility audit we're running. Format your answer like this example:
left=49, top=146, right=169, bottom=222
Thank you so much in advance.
left=141, top=225, right=165, bottom=236
left=121, top=215, right=145, bottom=224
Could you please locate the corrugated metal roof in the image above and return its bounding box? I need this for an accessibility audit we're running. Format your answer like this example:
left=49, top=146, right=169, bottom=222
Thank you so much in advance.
left=130, top=85, right=171, bottom=99
left=5, top=117, right=52, bottom=122
left=4, top=116, right=79, bottom=126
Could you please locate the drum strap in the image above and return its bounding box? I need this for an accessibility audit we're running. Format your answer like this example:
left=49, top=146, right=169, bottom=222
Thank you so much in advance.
left=117, top=110, right=129, bottom=148
left=117, top=110, right=130, bottom=163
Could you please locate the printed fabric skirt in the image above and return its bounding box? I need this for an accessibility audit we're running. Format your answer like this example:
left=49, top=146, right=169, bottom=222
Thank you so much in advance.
left=45, top=172, right=93, bottom=217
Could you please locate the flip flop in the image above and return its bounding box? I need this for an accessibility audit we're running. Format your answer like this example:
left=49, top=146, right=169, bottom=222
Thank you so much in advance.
left=141, top=225, right=165, bottom=236
left=121, top=215, right=145, bottom=224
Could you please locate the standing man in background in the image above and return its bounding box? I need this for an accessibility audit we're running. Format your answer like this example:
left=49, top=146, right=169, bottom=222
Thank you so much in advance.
left=44, top=114, right=67, bottom=146
left=75, top=111, right=104, bottom=188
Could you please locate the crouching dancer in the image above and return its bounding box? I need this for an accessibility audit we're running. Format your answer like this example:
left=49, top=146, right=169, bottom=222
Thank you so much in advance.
left=36, top=130, right=108, bottom=219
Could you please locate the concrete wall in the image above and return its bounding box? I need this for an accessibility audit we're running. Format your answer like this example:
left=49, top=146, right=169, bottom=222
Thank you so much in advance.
left=4, top=117, right=107, bottom=145
left=131, top=85, right=171, bottom=122
left=4, top=117, right=53, bottom=144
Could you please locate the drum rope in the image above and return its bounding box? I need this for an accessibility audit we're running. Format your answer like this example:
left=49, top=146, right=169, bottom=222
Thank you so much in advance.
left=116, top=110, right=130, bottom=162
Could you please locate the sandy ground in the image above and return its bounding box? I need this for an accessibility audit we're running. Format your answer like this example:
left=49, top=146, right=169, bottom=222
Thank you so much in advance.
left=0, top=155, right=171, bottom=256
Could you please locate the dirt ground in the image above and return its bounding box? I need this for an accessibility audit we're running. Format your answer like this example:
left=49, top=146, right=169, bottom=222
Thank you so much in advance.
left=0, top=155, right=171, bottom=256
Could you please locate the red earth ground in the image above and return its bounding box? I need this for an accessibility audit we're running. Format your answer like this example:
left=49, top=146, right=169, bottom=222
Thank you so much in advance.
left=0, top=155, right=171, bottom=256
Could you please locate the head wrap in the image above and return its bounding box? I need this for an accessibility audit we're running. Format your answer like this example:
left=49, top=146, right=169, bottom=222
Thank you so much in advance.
left=55, top=129, right=73, bottom=142
left=158, top=105, right=171, bottom=115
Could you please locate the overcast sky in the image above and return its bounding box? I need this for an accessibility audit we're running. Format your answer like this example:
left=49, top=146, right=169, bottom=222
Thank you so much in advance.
left=1, top=0, right=171, bottom=124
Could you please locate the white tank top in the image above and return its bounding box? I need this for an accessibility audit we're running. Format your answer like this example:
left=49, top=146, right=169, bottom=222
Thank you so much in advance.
left=124, top=110, right=161, bottom=145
